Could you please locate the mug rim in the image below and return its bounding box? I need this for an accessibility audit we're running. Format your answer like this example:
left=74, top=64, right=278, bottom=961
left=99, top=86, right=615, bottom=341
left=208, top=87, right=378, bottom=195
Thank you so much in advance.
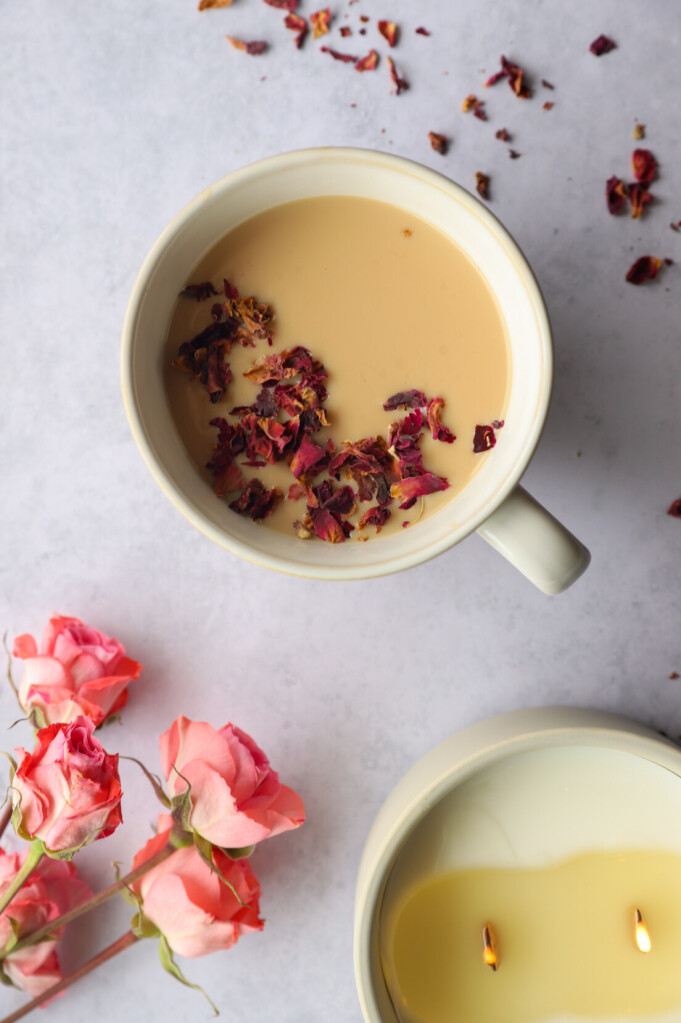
left=120, top=146, right=554, bottom=579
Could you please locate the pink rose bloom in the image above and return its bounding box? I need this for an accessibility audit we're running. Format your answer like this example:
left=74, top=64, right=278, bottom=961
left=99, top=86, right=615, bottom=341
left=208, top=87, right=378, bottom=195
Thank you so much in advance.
left=160, top=716, right=305, bottom=850
left=132, top=816, right=263, bottom=958
left=13, top=614, right=142, bottom=728
left=0, top=846, right=92, bottom=998
left=13, top=717, right=123, bottom=854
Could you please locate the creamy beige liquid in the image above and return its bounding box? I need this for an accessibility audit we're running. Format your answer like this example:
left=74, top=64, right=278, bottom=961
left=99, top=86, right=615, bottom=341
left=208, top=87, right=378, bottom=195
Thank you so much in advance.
left=381, top=852, right=681, bottom=1023
left=164, top=196, right=510, bottom=538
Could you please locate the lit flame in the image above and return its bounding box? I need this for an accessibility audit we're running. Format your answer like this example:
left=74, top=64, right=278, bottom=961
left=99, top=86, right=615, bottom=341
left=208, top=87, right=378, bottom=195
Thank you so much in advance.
left=482, top=925, right=498, bottom=971
left=635, top=909, right=651, bottom=953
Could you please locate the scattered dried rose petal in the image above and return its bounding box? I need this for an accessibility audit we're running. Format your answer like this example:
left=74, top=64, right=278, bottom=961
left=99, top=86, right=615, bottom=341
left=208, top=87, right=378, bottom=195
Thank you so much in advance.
left=199, top=0, right=233, bottom=8
left=625, top=256, right=662, bottom=284
left=667, top=498, right=681, bottom=518
left=263, top=0, right=298, bottom=8
left=629, top=182, right=653, bottom=219
left=355, top=49, right=379, bottom=71
left=320, top=45, right=357, bottom=62
left=378, top=20, right=398, bottom=46
left=180, top=281, right=219, bottom=301
left=383, top=390, right=427, bottom=411
left=670, top=671, right=680, bottom=679
left=485, top=55, right=531, bottom=98
left=415, top=26, right=430, bottom=36
left=230, top=479, right=282, bottom=521
left=462, top=94, right=477, bottom=112
left=590, top=34, right=616, bottom=56
left=310, top=7, right=331, bottom=38
left=495, top=128, right=510, bottom=142
left=664, top=258, right=674, bottom=266
left=462, top=94, right=486, bottom=119
left=606, top=176, right=628, bottom=215
left=542, top=78, right=554, bottom=90
left=358, top=505, right=391, bottom=533
left=359, top=14, right=369, bottom=22
left=672, top=222, right=681, bottom=233
left=473, top=423, right=501, bottom=453
left=284, top=12, right=309, bottom=47
left=542, top=101, right=554, bottom=111
left=386, top=56, right=408, bottom=94
left=632, top=148, right=657, bottom=185
left=340, top=25, right=351, bottom=37
left=475, top=172, right=490, bottom=200
left=633, top=123, right=645, bottom=140
left=428, top=132, right=448, bottom=155
left=509, top=149, right=521, bottom=159
left=226, top=36, right=268, bottom=55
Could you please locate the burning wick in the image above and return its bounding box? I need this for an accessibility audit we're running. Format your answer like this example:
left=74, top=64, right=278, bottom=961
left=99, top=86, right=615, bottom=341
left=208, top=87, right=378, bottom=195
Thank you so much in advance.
left=482, top=924, right=498, bottom=971
left=634, top=909, right=651, bottom=953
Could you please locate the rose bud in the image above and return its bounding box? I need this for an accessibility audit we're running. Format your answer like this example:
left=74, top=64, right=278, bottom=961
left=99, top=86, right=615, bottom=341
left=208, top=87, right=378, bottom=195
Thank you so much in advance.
left=160, top=716, right=305, bottom=851
left=12, top=717, right=123, bottom=855
left=132, top=816, right=263, bottom=958
left=0, top=847, right=92, bottom=998
left=13, top=614, right=141, bottom=728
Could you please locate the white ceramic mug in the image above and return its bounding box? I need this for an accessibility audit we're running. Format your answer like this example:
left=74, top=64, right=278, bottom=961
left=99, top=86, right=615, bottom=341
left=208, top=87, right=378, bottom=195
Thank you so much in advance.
left=121, top=148, right=589, bottom=593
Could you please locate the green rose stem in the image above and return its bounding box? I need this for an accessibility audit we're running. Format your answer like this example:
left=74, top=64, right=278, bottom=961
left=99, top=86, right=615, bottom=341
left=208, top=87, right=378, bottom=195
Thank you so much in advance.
left=0, top=844, right=43, bottom=917
left=0, top=931, right=139, bottom=1023
left=0, top=841, right=173, bottom=961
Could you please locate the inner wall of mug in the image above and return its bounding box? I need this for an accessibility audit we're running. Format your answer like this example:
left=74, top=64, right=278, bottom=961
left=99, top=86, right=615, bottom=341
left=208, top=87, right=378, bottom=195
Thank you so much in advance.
left=126, top=149, right=550, bottom=575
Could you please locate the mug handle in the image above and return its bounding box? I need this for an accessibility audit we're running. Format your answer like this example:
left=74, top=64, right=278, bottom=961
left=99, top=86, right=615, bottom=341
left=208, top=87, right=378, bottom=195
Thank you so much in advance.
left=476, top=485, right=590, bottom=595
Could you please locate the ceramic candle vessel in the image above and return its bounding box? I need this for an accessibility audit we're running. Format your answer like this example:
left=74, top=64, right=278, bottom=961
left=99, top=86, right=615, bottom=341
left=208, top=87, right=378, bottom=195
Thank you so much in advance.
left=121, top=148, right=589, bottom=592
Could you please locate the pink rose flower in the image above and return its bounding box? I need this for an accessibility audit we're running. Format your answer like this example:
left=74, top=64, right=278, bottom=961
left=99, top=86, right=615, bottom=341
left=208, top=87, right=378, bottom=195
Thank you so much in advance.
left=160, top=716, right=305, bottom=850
left=12, top=717, right=123, bottom=854
left=132, top=816, right=263, bottom=958
left=13, top=614, right=141, bottom=728
left=0, top=846, right=92, bottom=998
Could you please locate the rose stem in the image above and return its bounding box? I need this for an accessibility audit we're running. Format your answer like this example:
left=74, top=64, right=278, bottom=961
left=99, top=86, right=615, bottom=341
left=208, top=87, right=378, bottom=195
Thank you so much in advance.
left=0, top=803, right=11, bottom=840
left=0, top=930, right=140, bottom=1023
left=1, top=841, right=171, bottom=960
left=0, top=843, right=43, bottom=917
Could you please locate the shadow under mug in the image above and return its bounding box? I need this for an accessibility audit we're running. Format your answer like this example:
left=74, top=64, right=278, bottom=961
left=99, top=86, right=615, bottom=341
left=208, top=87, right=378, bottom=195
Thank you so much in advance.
left=120, top=147, right=590, bottom=593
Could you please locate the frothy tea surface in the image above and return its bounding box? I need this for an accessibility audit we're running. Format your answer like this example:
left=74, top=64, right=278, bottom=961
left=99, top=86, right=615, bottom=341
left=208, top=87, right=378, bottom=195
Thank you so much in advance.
left=164, top=195, right=510, bottom=539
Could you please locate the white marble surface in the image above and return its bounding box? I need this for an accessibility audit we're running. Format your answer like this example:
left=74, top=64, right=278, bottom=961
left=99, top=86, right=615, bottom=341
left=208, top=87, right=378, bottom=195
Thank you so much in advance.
left=1, top=1, right=681, bottom=1021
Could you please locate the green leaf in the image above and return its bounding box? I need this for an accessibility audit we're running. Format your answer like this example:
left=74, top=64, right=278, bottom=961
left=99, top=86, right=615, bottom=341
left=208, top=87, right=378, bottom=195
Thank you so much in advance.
left=120, top=756, right=171, bottom=809
left=158, top=935, right=219, bottom=1015
left=193, top=834, right=244, bottom=906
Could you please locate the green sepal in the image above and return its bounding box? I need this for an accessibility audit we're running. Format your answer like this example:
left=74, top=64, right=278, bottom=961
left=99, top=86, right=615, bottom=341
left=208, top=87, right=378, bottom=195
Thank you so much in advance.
left=120, top=756, right=171, bottom=809
left=169, top=766, right=194, bottom=832
left=224, top=845, right=255, bottom=860
left=114, top=862, right=142, bottom=909
left=131, top=910, right=160, bottom=940
left=3, top=634, right=19, bottom=701
left=169, top=823, right=194, bottom=850
left=0, top=963, right=16, bottom=989
left=2, top=916, right=21, bottom=955
left=158, top=934, right=218, bottom=1016
left=193, top=834, right=244, bottom=906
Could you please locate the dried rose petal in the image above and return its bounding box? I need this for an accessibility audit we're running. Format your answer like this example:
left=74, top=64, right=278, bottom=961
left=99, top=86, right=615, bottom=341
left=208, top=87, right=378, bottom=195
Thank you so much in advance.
left=213, top=459, right=246, bottom=498
left=462, top=94, right=477, bottom=112
left=199, top=0, right=233, bottom=7
left=386, top=56, right=408, bottom=94
left=668, top=498, right=681, bottom=519
left=590, top=34, right=616, bottom=56
left=495, top=128, right=510, bottom=142
left=633, top=123, right=645, bottom=140
left=606, top=176, right=628, bottom=215
left=356, top=49, right=379, bottom=71
left=629, top=182, right=653, bottom=219
left=426, top=397, right=455, bottom=443
left=320, top=46, right=357, bottom=62
left=509, top=149, right=521, bottom=159
left=383, top=390, right=427, bottom=411
left=358, top=505, right=391, bottom=533
left=473, top=424, right=499, bottom=452
left=230, top=479, right=282, bottom=521
left=625, top=256, right=662, bottom=284
left=180, top=281, right=218, bottom=301
left=226, top=36, right=268, bottom=55
left=310, top=7, right=331, bottom=38
left=340, top=25, right=351, bottom=37
left=263, top=0, right=297, bottom=8
left=632, top=149, right=657, bottom=185
left=671, top=223, right=681, bottom=233
left=462, top=94, right=486, bottom=119
left=485, top=55, right=531, bottom=98
left=415, top=26, right=430, bottom=36
left=542, top=79, right=554, bottom=90
left=378, top=20, right=398, bottom=47
left=289, top=433, right=328, bottom=479
left=475, top=172, right=490, bottom=200
left=542, top=101, right=554, bottom=111
left=428, top=132, right=448, bottom=155
left=285, top=12, right=309, bottom=47
left=390, top=473, right=449, bottom=509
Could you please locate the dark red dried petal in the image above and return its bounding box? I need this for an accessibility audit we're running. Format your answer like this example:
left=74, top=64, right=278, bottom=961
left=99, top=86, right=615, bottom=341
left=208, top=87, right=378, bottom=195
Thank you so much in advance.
left=415, top=26, right=430, bottom=36
left=358, top=505, right=391, bottom=533
left=340, top=25, right=351, bottom=37
left=386, top=56, right=408, bottom=93
left=289, top=433, right=328, bottom=479
left=542, top=79, right=554, bottom=90
left=606, top=176, right=628, bottom=215
left=180, top=281, right=218, bottom=301
left=590, top=34, right=616, bottom=56
left=263, top=0, right=298, bottom=9
left=320, top=45, right=357, bottom=62
left=383, top=389, right=427, bottom=411
left=390, top=472, right=449, bottom=509
left=308, top=507, right=352, bottom=542
left=629, top=183, right=653, bottom=219
left=485, top=55, right=531, bottom=98
left=213, top=459, right=247, bottom=498
left=223, top=279, right=239, bottom=299
left=495, top=128, right=510, bottom=142
left=668, top=498, right=681, bottom=519
left=226, top=36, right=268, bottom=55
left=284, top=12, right=309, bottom=47
left=428, top=132, right=448, bottom=155
left=426, top=397, right=456, bottom=443
left=230, top=479, right=282, bottom=521
left=542, top=101, right=554, bottom=111
left=475, top=172, right=490, bottom=200
left=378, top=20, right=398, bottom=47
left=509, top=149, right=521, bottom=159
left=356, top=49, right=379, bottom=71
left=625, top=256, right=662, bottom=285
left=473, top=424, right=498, bottom=452
left=632, top=149, right=657, bottom=186
left=310, top=7, right=331, bottom=38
